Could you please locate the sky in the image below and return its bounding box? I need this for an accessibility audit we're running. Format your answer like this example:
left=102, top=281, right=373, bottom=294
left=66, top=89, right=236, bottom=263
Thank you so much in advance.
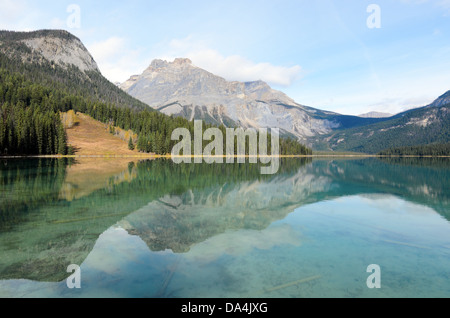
left=1, top=0, right=450, bottom=115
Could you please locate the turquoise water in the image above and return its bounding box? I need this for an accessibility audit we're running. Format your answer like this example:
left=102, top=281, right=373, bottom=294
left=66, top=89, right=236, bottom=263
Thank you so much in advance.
left=0, top=158, right=449, bottom=298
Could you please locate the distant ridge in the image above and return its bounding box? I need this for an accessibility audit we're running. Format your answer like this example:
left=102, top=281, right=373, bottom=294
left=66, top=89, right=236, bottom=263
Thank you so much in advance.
left=309, top=94, right=450, bottom=153
left=358, top=111, right=393, bottom=118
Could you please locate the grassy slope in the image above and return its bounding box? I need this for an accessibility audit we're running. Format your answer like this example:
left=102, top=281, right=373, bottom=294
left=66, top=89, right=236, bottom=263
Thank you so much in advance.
left=66, top=112, right=139, bottom=156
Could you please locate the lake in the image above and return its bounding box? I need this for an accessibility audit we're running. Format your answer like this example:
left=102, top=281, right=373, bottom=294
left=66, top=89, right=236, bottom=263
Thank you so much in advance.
left=0, top=157, right=449, bottom=298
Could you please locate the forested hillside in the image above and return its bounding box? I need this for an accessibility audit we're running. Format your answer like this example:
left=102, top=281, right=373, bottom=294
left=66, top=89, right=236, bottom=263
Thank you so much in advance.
left=378, top=143, right=450, bottom=157
left=309, top=102, right=450, bottom=153
left=0, top=30, right=311, bottom=156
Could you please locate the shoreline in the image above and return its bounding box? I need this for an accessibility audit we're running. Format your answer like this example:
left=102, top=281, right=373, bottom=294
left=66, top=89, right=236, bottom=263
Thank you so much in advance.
left=0, top=154, right=449, bottom=159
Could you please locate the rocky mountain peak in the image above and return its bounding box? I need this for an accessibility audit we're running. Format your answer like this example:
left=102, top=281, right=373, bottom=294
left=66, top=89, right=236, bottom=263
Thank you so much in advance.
left=146, top=58, right=193, bottom=72
left=173, top=58, right=192, bottom=65
left=120, top=57, right=344, bottom=140
left=0, top=29, right=100, bottom=73
left=148, top=59, right=168, bottom=70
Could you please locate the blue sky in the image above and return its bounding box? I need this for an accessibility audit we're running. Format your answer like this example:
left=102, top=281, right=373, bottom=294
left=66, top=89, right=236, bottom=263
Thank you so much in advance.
left=1, top=0, right=450, bottom=115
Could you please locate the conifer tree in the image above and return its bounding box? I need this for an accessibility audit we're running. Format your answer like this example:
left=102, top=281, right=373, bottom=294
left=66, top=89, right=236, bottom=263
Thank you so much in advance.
left=128, top=136, right=135, bottom=151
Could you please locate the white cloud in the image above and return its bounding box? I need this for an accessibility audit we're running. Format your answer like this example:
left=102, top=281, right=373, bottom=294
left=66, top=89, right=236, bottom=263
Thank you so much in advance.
left=294, top=67, right=450, bottom=116
left=49, top=17, right=66, bottom=29
left=0, top=1, right=86, bottom=36
left=366, top=96, right=434, bottom=114
left=0, top=0, right=34, bottom=30
left=92, top=35, right=302, bottom=86
left=89, top=37, right=126, bottom=62
left=156, top=36, right=302, bottom=87
left=0, top=0, right=27, bottom=20
left=192, top=50, right=301, bottom=87
left=86, top=37, right=151, bottom=83
left=185, top=224, right=300, bottom=263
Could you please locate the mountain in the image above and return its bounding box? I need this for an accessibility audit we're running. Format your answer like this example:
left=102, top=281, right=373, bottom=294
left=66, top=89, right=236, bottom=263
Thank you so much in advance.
left=2, top=30, right=446, bottom=155
left=358, top=111, right=393, bottom=118
left=121, top=58, right=449, bottom=153
left=0, top=29, right=99, bottom=73
left=0, top=29, right=159, bottom=156
left=428, top=90, right=450, bottom=108
left=0, top=30, right=148, bottom=112
left=121, top=58, right=385, bottom=141
left=309, top=95, right=450, bottom=153
left=0, top=29, right=310, bottom=156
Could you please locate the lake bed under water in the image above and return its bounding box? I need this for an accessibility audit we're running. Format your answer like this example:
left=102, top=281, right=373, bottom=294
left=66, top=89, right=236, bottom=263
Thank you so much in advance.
left=0, top=158, right=449, bottom=298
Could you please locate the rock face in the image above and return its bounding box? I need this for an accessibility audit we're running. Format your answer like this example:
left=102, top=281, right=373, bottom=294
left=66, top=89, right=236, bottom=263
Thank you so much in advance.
left=429, top=90, right=450, bottom=108
left=121, top=58, right=342, bottom=141
left=0, top=30, right=99, bottom=73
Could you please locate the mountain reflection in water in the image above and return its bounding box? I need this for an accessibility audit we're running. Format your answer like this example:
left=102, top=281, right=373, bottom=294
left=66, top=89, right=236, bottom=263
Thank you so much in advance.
left=0, top=157, right=448, bottom=297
